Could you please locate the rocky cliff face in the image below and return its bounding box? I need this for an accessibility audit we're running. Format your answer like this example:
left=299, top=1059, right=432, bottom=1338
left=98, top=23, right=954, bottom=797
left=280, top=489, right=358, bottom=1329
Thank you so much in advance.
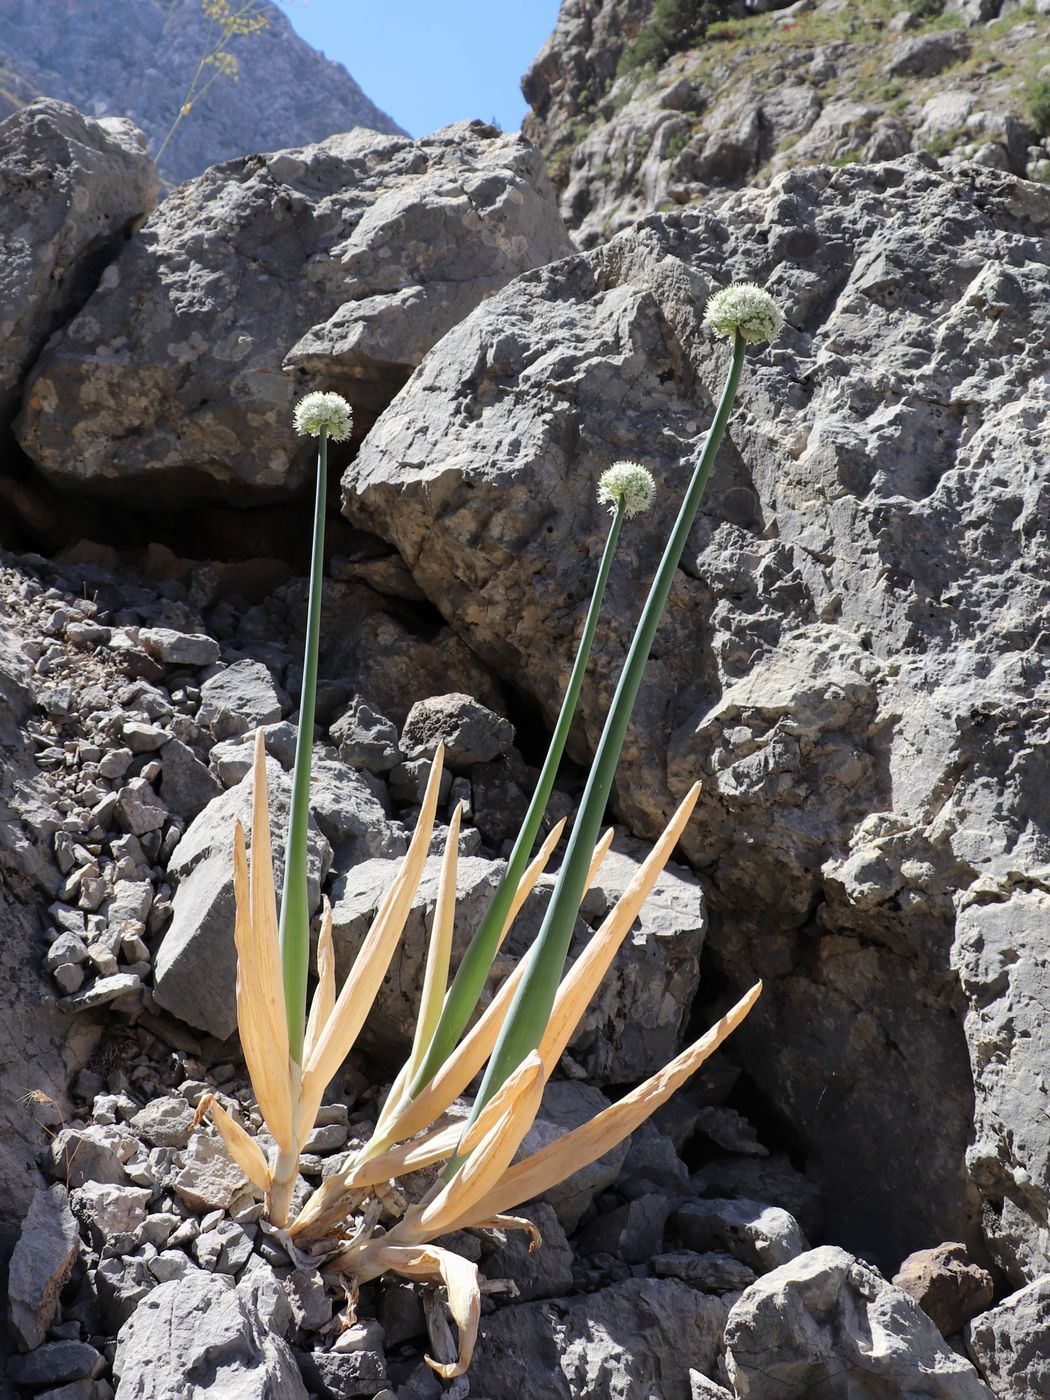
left=0, top=18, right=1047, bottom=1396
left=523, top=0, right=1050, bottom=246
left=0, top=0, right=403, bottom=186
left=343, top=153, right=1050, bottom=1276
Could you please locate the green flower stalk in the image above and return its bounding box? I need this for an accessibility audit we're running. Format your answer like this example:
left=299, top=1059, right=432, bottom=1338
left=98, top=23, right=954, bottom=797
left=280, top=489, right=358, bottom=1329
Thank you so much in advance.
left=280, top=390, right=353, bottom=1061
left=462, top=283, right=782, bottom=1135
left=409, top=461, right=657, bottom=1097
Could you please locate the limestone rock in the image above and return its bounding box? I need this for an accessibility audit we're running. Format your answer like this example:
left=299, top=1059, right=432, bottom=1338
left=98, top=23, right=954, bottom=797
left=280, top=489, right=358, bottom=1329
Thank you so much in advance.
left=310, top=758, right=407, bottom=865
left=138, top=627, right=220, bottom=669
left=330, top=697, right=401, bottom=774
left=724, top=1246, right=994, bottom=1398
left=154, top=755, right=332, bottom=1038
left=573, top=834, right=705, bottom=1082
left=157, top=737, right=223, bottom=823
left=7, top=1185, right=79, bottom=1351
left=470, top=1277, right=726, bottom=1400
left=113, top=1270, right=307, bottom=1399
left=70, top=1181, right=152, bottom=1248
left=344, top=158, right=1050, bottom=1268
left=0, top=99, right=157, bottom=427
left=966, top=1275, right=1050, bottom=1399
left=197, top=660, right=285, bottom=741
left=521, top=1081, right=629, bottom=1234
left=17, top=122, right=572, bottom=503
left=7, top=1341, right=106, bottom=1389
left=400, top=692, right=515, bottom=770
left=953, top=891, right=1050, bottom=1283
left=675, top=1198, right=809, bottom=1273
left=172, top=1132, right=250, bottom=1214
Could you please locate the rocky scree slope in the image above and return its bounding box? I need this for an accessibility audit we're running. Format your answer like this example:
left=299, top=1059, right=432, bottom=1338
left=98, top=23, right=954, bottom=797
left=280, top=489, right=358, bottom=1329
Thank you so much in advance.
left=524, top=0, right=1050, bottom=245
left=0, top=0, right=403, bottom=187
left=0, top=551, right=1000, bottom=1400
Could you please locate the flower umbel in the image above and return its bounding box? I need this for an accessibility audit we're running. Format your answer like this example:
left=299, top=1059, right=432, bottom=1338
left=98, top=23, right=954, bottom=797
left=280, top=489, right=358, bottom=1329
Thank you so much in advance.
left=597, top=461, right=656, bottom=518
left=293, top=391, right=353, bottom=441
left=703, top=283, right=783, bottom=345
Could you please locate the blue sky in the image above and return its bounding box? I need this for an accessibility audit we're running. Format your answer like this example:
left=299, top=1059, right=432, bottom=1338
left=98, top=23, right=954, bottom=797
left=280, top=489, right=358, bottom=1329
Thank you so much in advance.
left=278, top=1, right=562, bottom=138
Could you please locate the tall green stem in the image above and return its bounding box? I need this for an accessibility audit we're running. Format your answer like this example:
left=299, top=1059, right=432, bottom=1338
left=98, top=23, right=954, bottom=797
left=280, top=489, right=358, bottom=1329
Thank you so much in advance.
left=466, top=333, right=747, bottom=1130
left=408, top=499, right=628, bottom=1097
left=279, top=427, right=328, bottom=1063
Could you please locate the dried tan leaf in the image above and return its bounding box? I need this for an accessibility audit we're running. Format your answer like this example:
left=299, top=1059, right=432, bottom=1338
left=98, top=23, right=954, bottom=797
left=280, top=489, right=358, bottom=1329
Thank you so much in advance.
left=200, top=1092, right=271, bottom=1192
left=442, top=981, right=762, bottom=1232
left=290, top=1119, right=465, bottom=1240
left=297, top=746, right=445, bottom=1143
left=303, top=896, right=335, bottom=1065
left=233, top=738, right=293, bottom=1148
left=405, top=803, right=463, bottom=1087
left=354, top=1243, right=480, bottom=1378
left=395, top=1053, right=546, bottom=1243
left=473, top=1214, right=542, bottom=1251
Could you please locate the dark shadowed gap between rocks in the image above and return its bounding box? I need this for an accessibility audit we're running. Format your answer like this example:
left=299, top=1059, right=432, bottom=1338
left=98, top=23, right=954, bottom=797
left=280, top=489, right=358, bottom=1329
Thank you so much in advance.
left=0, top=434, right=398, bottom=570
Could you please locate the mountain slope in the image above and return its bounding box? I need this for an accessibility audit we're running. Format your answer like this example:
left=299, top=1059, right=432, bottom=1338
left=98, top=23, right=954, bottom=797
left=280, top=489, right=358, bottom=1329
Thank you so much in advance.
left=0, top=0, right=404, bottom=185
left=524, top=0, right=1050, bottom=245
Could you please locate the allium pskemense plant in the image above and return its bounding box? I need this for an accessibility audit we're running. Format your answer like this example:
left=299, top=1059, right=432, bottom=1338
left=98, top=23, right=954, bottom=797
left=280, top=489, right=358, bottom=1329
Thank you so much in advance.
left=197, top=284, right=780, bottom=1377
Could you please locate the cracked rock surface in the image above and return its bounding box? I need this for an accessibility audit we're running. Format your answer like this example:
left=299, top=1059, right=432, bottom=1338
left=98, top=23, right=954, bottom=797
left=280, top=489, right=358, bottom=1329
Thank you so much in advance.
left=14, top=120, right=573, bottom=504
left=344, top=154, right=1050, bottom=1272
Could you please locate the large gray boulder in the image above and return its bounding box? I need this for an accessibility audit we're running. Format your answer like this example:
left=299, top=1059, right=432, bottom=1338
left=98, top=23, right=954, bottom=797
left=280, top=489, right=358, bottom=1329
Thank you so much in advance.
left=724, top=1246, right=994, bottom=1399
left=343, top=156, right=1050, bottom=1269
left=113, top=1270, right=306, bottom=1399
left=16, top=121, right=572, bottom=503
left=0, top=99, right=157, bottom=427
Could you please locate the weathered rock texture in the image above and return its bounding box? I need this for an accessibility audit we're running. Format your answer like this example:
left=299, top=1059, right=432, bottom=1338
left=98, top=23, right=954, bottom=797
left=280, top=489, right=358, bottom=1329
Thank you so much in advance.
left=524, top=0, right=1050, bottom=246
left=469, top=1277, right=726, bottom=1400
left=967, top=1274, right=1050, bottom=1399
left=0, top=100, right=158, bottom=430
left=15, top=121, right=573, bottom=505
left=724, top=1246, right=993, bottom=1398
left=344, top=156, right=1050, bottom=1271
left=113, top=1270, right=307, bottom=1399
left=0, top=0, right=402, bottom=187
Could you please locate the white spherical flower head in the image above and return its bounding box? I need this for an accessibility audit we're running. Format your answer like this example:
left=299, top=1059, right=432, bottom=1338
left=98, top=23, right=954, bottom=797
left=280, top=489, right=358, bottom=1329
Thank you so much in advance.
left=597, top=461, right=657, bottom=519
left=293, top=391, right=353, bottom=441
left=703, top=282, right=783, bottom=345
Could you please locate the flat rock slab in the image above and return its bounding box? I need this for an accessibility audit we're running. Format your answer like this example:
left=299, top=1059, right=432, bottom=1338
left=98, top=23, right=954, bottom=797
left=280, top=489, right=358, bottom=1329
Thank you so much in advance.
left=153, top=754, right=331, bottom=1039
left=7, top=1184, right=79, bottom=1350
